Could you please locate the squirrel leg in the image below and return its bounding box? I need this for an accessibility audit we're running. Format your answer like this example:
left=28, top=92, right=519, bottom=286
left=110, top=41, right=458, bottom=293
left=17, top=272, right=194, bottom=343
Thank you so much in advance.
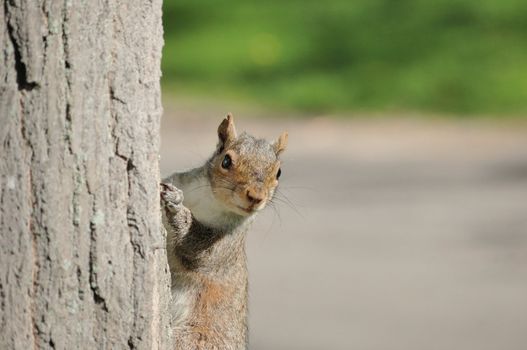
left=161, top=182, right=218, bottom=273
left=160, top=182, right=192, bottom=244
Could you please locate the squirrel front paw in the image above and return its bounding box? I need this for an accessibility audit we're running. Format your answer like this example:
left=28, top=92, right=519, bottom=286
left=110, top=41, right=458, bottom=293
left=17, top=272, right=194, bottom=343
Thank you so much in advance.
left=160, top=182, right=192, bottom=239
left=160, top=182, right=184, bottom=213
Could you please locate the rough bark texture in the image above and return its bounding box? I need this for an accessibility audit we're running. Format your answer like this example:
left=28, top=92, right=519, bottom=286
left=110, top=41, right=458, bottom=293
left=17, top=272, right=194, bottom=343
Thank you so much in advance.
left=0, top=1, right=172, bottom=349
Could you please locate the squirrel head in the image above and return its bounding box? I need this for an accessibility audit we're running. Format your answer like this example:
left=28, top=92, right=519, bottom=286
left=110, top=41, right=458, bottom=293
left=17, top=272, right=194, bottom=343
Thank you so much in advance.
left=207, top=113, right=288, bottom=217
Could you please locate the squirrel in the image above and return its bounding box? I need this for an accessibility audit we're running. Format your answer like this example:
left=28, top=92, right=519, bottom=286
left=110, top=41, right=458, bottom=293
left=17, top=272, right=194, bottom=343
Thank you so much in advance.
left=160, top=114, right=288, bottom=350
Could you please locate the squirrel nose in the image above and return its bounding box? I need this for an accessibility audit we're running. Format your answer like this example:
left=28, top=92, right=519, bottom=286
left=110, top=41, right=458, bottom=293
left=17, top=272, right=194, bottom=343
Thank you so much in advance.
left=246, top=188, right=265, bottom=205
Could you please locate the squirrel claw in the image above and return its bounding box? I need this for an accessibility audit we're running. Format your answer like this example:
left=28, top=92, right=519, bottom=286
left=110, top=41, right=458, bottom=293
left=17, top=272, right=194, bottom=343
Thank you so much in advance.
left=160, top=182, right=184, bottom=211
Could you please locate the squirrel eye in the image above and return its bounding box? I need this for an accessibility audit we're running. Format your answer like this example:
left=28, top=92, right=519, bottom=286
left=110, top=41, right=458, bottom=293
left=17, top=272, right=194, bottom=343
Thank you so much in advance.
left=221, top=154, right=232, bottom=169
left=276, top=168, right=282, bottom=179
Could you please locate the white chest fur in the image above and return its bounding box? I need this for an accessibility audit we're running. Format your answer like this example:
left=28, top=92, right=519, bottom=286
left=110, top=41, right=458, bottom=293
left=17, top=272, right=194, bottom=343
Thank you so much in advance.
left=173, top=176, right=232, bottom=229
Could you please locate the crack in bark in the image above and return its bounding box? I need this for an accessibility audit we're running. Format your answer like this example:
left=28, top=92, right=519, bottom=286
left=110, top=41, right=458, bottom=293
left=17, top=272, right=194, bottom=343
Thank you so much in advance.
left=40, top=7, right=50, bottom=86
left=4, top=2, right=38, bottom=91
left=84, top=156, right=109, bottom=343
left=0, top=282, right=5, bottom=330
left=89, top=217, right=109, bottom=314
left=18, top=86, right=39, bottom=349
left=76, top=266, right=84, bottom=301
left=28, top=167, right=39, bottom=350
left=110, top=86, right=126, bottom=105
left=62, top=0, right=73, bottom=154
left=126, top=156, right=140, bottom=350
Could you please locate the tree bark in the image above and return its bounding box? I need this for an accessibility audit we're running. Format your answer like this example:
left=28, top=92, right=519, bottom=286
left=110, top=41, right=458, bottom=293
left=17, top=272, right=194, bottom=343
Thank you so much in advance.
left=0, top=1, right=171, bottom=349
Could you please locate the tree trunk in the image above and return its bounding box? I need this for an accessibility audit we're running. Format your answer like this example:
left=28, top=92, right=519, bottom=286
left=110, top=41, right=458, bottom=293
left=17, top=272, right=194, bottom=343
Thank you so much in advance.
left=0, top=1, right=172, bottom=349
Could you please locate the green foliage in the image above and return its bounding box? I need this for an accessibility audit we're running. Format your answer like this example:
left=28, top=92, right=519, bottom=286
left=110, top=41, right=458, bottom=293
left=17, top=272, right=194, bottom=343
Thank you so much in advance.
left=163, top=0, right=527, bottom=115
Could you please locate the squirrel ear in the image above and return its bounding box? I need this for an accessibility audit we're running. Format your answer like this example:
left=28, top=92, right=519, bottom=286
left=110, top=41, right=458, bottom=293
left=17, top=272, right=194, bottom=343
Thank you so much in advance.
left=217, top=113, right=237, bottom=147
left=273, top=131, right=288, bottom=156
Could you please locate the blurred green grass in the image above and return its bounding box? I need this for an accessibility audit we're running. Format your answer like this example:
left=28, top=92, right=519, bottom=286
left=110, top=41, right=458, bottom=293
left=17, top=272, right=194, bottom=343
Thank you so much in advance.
left=162, top=0, right=527, bottom=116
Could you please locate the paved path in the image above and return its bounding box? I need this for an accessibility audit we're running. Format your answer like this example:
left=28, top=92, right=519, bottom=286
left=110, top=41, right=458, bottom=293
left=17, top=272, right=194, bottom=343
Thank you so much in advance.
left=160, top=110, right=527, bottom=350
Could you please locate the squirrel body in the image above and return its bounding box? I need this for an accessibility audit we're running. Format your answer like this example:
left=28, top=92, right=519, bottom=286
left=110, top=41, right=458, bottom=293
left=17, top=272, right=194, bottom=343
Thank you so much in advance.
left=161, top=115, right=287, bottom=350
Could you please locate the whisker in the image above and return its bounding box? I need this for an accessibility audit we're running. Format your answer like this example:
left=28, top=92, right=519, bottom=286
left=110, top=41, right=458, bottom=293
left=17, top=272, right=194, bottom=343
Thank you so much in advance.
left=181, top=184, right=212, bottom=195
left=279, top=185, right=318, bottom=192
left=268, top=201, right=282, bottom=225
left=272, top=189, right=304, bottom=218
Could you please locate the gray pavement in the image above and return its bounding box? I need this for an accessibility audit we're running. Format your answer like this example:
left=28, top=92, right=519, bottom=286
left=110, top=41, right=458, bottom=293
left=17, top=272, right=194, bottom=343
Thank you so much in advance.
left=160, top=109, right=527, bottom=350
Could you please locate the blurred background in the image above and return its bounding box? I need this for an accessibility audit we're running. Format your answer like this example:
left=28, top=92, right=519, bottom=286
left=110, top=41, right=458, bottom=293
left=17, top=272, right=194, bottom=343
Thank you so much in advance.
left=163, top=0, right=527, bottom=115
left=160, top=1, right=527, bottom=349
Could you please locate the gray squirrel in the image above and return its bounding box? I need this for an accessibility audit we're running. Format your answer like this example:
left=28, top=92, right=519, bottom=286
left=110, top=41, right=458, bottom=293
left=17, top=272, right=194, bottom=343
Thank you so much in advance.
left=160, top=114, right=288, bottom=349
